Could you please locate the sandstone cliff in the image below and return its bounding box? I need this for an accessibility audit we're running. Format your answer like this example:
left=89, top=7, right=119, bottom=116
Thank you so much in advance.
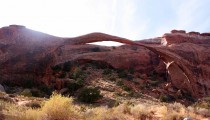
left=0, top=25, right=210, bottom=98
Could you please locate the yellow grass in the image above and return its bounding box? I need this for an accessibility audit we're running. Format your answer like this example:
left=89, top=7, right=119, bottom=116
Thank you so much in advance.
left=18, top=93, right=81, bottom=120
left=0, top=93, right=209, bottom=120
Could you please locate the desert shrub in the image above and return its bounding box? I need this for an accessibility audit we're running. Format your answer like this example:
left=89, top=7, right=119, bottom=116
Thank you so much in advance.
left=116, top=80, right=124, bottom=86
left=130, top=104, right=153, bottom=119
left=102, top=69, right=112, bottom=75
left=109, top=76, right=116, bottom=81
left=2, top=80, right=16, bottom=87
left=19, top=93, right=80, bottom=120
left=131, top=46, right=138, bottom=51
left=63, top=62, right=72, bottom=72
left=19, top=108, right=42, bottom=120
left=76, top=78, right=85, bottom=86
left=85, top=60, right=111, bottom=69
left=181, top=91, right=196, bottom=102
left=20, top=89, right=33, bottom=97
left=148, top=71, right=158, bottom=81
left=150, top=80, right=160, bottom=86
left=38, top=85, right=53, bottom=96
left=40, top=93, right=80, bottom=120
left=51, top=65, right=61, bottom=72
left=22, top=79, right=37, bottom=88
left=0, top=100, right=28, bottom=120
left=204, top=97, right=210, bottom=101
left=159, top=95, right=176, bottom=102
left=108, top=99, right=120, bottom=107
left=117, top=70, right=127, bottom=78
left=71, top=68, right=83, bottom=79
left=78, top=87, right=102, bottom=103
left=31, top=88, right=42, bottom=97
left=25, top=101, right=41, bottom=109
left=65, top=81, right=83, bottom=93
left=91, top=47, right=101, bottom=52
left=84, top=105, right=128, bottom=120
left=122, top=85, right=131, bottom=92
left=69, top=68, right=86, bottom=86
left=129, top=68, right=135, bottom=74
left=58, top=72, right=66, bottom=78
left=126, top=75, right=133, bottom=81
left=140, top=84, right=150, bottom=89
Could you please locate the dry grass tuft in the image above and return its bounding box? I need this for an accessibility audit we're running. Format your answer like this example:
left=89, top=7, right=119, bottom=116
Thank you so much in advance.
left=84, top=105, right=129, bottom=120
left=18, top=93, right=81, bottom=120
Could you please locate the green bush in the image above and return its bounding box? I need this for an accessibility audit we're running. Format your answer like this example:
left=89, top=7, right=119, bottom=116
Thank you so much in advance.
left=150, top=80, right=160, bottom=86
left=78, top=87, right=102, bottom=103
left=63, top=62, right=72, bottom=72
left=22, top=79, right=37, bottom=88
left=31, top=88, right=41, bottom=97
left=103, top=69, right=112, bottom=75
left=51, top=65, right=62, bottom=72
left=76, top=78, right=84, bottom=86
left=109, top=76, right=116, bottom=81
left=126, top=75, right=134, bottom=81
left=58, top=72, right=66, bottom=78
left=20, top=89, right=32, bottom=97
left=181, top=91, right=196, bottom=102
left=25, top=101, right=41, bottom=109
left=38, top=85, right=53, bottom=95
left=91, top=47, right=101, bottom=52
left=122, top=85, right=131, bottom=91
left=204, top=97, right=210, bottom=101
left=129, top=68, right=135, bottom=74
left=117, top=80, right=124, bottom=86
left=159, top=95, right=175, bottom=102
left=117, top=70, right=127, bottom=78
left=65, top=81, right=83, bottom=93
left=71, top=68, right=83, bottom=79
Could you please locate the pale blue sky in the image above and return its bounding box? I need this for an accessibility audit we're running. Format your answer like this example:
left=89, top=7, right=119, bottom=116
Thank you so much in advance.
left=0, top=0, right=210, bottom=45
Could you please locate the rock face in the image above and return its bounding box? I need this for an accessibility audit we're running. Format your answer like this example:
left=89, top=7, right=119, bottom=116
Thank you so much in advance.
left=0, top=25, right=64, bottom=86
left=160, top=32, right=210, bottom=98
left=0, top=26, right=210, bottom=98
left=0, top=26, right=165, bottom=86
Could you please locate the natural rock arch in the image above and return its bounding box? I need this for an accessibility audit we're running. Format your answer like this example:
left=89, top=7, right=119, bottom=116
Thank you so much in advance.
left=62, top=32, right=208, bottom=98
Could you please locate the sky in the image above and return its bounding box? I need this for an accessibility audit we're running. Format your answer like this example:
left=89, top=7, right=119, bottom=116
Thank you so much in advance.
left=0, top=0, right=210, bottom=46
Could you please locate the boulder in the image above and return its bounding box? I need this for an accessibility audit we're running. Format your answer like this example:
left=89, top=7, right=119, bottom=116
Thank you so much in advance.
left=188, top=31, right=200, bottom=36
left=0, top=84, right=5, bottom=93
left=200, top=33, right=210, bottom=36
left=171, top=30, right=186, bottom=34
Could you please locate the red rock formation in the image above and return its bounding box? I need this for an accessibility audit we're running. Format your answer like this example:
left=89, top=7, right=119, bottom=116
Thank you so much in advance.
left=0, top=25, right=64, bottom=86
left=1, top=25, right=210, bottom=98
